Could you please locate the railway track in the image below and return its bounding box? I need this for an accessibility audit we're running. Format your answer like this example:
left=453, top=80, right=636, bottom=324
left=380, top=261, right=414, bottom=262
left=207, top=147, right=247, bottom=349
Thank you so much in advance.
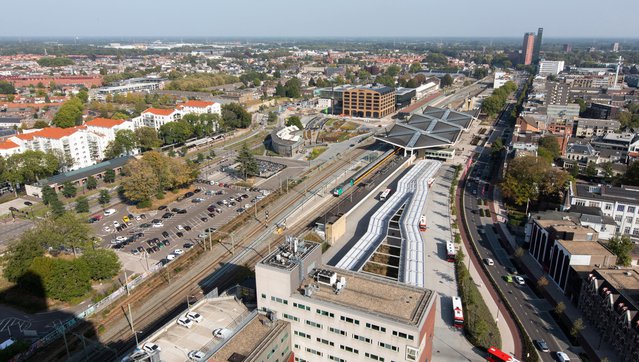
left=37, top=148, right=368, bottom=361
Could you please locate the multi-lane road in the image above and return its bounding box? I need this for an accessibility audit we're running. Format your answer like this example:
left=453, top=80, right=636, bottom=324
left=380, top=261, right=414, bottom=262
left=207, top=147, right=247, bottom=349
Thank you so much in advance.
left=461, top=104, right=580, bottom=362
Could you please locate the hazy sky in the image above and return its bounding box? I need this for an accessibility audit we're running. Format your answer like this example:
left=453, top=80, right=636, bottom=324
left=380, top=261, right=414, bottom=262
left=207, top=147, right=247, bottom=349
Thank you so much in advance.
left=2, top=0, right=637, bottom=39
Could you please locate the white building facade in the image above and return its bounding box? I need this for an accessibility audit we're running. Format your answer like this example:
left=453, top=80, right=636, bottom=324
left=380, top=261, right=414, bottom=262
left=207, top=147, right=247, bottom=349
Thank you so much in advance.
left=538, top=60, right=566, bottom=76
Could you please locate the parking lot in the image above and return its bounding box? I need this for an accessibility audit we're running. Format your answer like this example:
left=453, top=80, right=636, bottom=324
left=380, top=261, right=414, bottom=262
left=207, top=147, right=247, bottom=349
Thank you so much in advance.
left=91, top=182, right=267, bottom=271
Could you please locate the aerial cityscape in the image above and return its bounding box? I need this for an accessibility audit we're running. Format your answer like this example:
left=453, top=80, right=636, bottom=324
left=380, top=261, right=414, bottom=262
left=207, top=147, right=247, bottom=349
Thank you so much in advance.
left=0, top=2, right=638, bottom=362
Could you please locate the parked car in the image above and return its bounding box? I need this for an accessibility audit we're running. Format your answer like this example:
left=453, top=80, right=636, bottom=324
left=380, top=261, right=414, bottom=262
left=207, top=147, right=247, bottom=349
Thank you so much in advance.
left=112, top=221, right=120, bottom=228
left=177, top=209, right=187, bottom=214
left=152, top=222, right=163, bottom=228
left=158, top=205, right=167, bottom=210
left=162, top=212, right=174, bottom=219
left=171, top=207, right=181, bottom=213
left=104, top=209, right=116, bottom=216
left=122, top=216, right=130, bottom=223
left=176, top=232, right=184, bottom=238
left=205, top=227, right=217, bottom=233
left=184, top=225, right=192, bottom=231
left=484, top=258, right=494, bottom=266
left=177, top=317, right=193, bottom=328
left=192, top=197, right=204, bottom=203
left=213, top=328, right=232, bottom=339
left=185, top=192, right=195, bottom=198
left=183, top=243, right=194, bottom=249
left=188, top=350, right=206, bottom=361
left=167, top=254, right=176, bottom=261
left=186, top=312, right=202, bottom=323
left=162, top=231, right=170, bottom=238
left=143, top=343, right=161, bottom=353
left=137, top=246, right=145, bottom=253
left=177, top=225, right=184, bottom=230
left=514, top=275, right=525, bottom=285
left=173, top=248, right=184, bottom=255
left=131, top=249, right=140, bottom=256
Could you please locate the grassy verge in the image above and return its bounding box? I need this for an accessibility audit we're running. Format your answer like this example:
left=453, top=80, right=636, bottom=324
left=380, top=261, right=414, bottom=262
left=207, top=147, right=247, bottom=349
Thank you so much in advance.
left=307, top=146, right=327, bottom=161
left=455, top=253, right=502, bottom=349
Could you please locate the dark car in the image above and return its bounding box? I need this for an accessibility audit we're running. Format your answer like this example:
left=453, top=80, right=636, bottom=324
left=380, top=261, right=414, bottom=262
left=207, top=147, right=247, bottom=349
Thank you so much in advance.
left=137, top=246, right=145, bottom=253
left=158, top=258, right=169, bottom=266
left=158, top=205, right=167, bottom=210
left=205, top=227, right=217, bottom=233
left=162, top=239, right=171, bottom=246
left=134, top=232, right=144, bottom=239
left=171, top=207, right=181, bottom=213
left=208, top=212, right=216, bottom=218
left=207, top=206, right=216, bottom=213
left=177, top=209, right=187, bottom=214
left=184, top=225, right=192, bottom=231
left=183, top=243, right=194, bottom=249
left=152, top=245, right=160, bottom=252
left=162, top=231, right=170, bottom=238
left=147, top=240, right=155, bottom=247
left=112, top=244, right=123, bottom=249
left=162, top=212, right=174, bottom=219
left=506, top=267, right=518, bottom=275
left=146, top=247, right=154, bottom=254
left=194, top=188, right=202, bottom=193
left=140, top=223, right=152, bottom=228
left=185, top=191, right=195, bottom=198
left=200, top=217, right=208, bottom=222
left=176, top=232, right=184, bottom=238
left=534, top=339, right=549, bottom=352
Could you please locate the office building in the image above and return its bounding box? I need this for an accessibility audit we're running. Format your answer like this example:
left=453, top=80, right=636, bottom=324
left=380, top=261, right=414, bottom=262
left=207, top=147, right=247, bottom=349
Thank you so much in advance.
left=256, top=238, right=437, bottom=362
left=563, top=44, right=572, bottom=53
left=522, top=33, right=536, bottom=65
left=493, top=71, right=513, bottom=89
left=612, top=42, right=620, bottom=52
left=578, top=268, right=639, bottom=362
left=538, top=60, right=565, bottom=76
left=342, top=85, right=396, bottom=118
left=533, top=27, right=544, bottom=64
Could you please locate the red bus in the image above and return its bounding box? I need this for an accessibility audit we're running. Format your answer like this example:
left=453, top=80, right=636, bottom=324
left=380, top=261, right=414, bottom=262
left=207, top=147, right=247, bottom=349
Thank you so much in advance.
left=486, top=347, right=520, bottom=362
left=419, top=215, right=427, bottom=231
left=452, top=296, right=463, bottom=328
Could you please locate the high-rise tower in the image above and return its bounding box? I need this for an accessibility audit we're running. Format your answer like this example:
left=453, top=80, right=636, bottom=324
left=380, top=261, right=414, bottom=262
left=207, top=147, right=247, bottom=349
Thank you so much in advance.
left=533, top=27, right=544, bottom=64
left=522, top=32, right=535, bottom=65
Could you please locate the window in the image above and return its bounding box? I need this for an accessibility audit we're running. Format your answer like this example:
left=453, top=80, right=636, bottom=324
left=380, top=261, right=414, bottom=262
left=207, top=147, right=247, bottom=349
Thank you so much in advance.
left=352, top=334, right=372, bottom=343
left=317, top=337, right=334, bottom=346
left=283, top=313, right=299, bottom=322
left=271, top=296, right=288, bottom=305
left=633, top=228, right=639, bottom=236
left=379, top=342, right=399, bottom=352
left=624, top=227, right=631, bottom=234
left=294, top=331, right=311, bottom=339
left=392, top=330, right=414, bottom=341
left=294, top=357, right=308, bottom=362
left=305, top=320, right=322, bottom=329
left=329, top=356, right=345, bottom=362
left=406, top=346, right=419, bottom=361
left=340, top=316, right=360, bottom=325
left=293, top=302, right=310, bottom=311
left=366, top=322, right=386, bottom=332
left=340, top=345, right=359, bottom=354
left=615, top=216, right=623, bottom=222
left=628, top=206, right=636, bottom=213
left=617, top=204, right=625, bottom=212
left=627, top=217, right=634, bottom=224
left=316, top=308, right=335, bottom=318
left=305, top=347, right=323, bottom=356
left=329, top=327, right=347, bottom=336
left=365, top=352, right=385, bottom=361
left=261, top=293, right=266, bottom=299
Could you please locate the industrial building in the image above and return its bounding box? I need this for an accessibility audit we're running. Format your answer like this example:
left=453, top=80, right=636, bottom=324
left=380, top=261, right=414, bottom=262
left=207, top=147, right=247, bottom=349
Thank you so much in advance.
left=270, top=125, right=304, bottom=157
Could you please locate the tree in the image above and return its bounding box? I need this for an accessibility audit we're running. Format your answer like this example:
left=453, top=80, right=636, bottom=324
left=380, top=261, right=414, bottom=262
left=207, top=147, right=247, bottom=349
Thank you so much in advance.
left=267, top=111, right=278, bottom=124
left=584, top=162, right=598, bottom=179
left=538, top=136, right=561, bottom=161
left=79, top=249, right=121, bottom=280
left=501, top=156, right=568, bottom=206
left=491, top=138, right=504, bottom=158
left=86, top=176, right=97, bottom=190
left=570, top=318, right=585, bottom=337
left=235, top=144, right=259, bottom=180
left=159, top=121, right=194, bottom=145
left=385, top=65, right=401, bottom=77
left=52, top=97, right=84, bottom=128
left=536, top=276, right=549, bottom=288
left=441, top=74, right=454, bottom=87
left=0, top=80, right=16, bottom=94
left=4, top=150, right=60, bottom=186
left=2, top=232, right=45, bottom=282
left=50, top=198, right=65, bottom=217
left=196, top=153, right=205, bottom=163
left=33, top=120, right=49, bottom=129
left=481, top=95, right=503, bottom=117
left=135, top=127, right=162, bottom=150
left=75, top=196, right=89, bottom=213
left=98, top=189, right=111, bottom=207
left=286, top=116, right=303, bottom=129
left=375, top=75, right=395, bottom=87
left=103, top=169, right=116, bottom=183
left=554, top=301, right=566, bottom=316
left=284, top=78, right=302, bottom=98
left=41, top=185, right=57, bottom=205
left=608, top=234, right=633, bottom=266
left=61, top=181, right=77, bottom=198
left=221, top=103, right=252, bottom=129
left=42, top=258, right=92, bottom=301
left=409, top=62, right=422, bottom=73
left=574, top=98, right=587, bottom=115
left=105, top=129, right=138, bottom=159
left=620, top=161, right=639, bottom=186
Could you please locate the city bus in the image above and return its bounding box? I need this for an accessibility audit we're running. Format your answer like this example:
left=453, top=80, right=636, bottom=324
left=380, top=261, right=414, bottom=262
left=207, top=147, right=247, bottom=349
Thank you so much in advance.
left=446, top=241, right=457, bottom=262
left=486, top=346, right=520, bottom=362
left=419, top=215, right=427, bottom=231
left=379, top=188, right=392, bottom=201
left=452, top=296, right=464, bottom=328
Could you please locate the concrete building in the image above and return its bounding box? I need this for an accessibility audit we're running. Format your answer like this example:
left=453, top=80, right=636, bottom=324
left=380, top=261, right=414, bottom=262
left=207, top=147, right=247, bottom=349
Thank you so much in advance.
left=91, top=81, right=164, bottom=101
left=626, top=75, right=639, bottom=88
left=256, top=238, right=437, bottom=362
left=538, top=60, right=565, bottom=76
left=270, top=126, right=303, bottom=157
left=533, top=27, right=544, bottom=64
left=133, top=108, right=181, bottom=131
left=574, top=118, right=620, bottom=138
left=522, top=33, right=535, bottom=65
left=612, top=42, right=620, bottom=52
left=567, top=182, right=639, bottom=238
left=590, top=132, right=639, bottom=160
left=578, top=268, right=639, bottom=362
left=342, top=85, right=396, bottom=118
left=176, top=100, right=221, bottom=115
left=493, top=71, right=513, bottom=89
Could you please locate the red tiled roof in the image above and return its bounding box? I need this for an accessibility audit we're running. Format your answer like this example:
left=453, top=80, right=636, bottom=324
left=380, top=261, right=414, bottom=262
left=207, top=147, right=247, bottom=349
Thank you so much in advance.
left=143, top=108, right=175, bottom=116
left=0, top=140, right=19, bottom=149
left=85, top=117, right=126, bottom=128
left=181, top=100, right=215, bottom=108
left=34, top=127, right=80, bottom=139
left=15, top=132, right=36, bottom=141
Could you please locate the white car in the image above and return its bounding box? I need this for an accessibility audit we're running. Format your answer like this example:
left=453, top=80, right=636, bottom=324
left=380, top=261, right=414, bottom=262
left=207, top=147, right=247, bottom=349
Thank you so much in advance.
left=173, top=248, right=184, bottom=255
left=104, top=209, right=116, bottom=216
left=143, top=343, right=161, bottom=353
left=514, top=275, right=525, bottom=285
left=556, top=351, right=570, bottom=362
left=186, top=312, right=203, bottom=323
left=113, top=221, right=120, bottom=228
left=213, top=328, right=232, bottom=339
left=167, top=254, right=176, bottom=260
left=177, top=317, right=193, bottom=328
left=116, top=236, right=127, bottom=241
left=177, top=225, right=184, bottom=230
left=484, top=258, right=494, bottom=266
left=152, top=222, right=163, bottom=228
left=188, top=350, right=206, bottom=361
left=135, top=215, right=142, bottom=221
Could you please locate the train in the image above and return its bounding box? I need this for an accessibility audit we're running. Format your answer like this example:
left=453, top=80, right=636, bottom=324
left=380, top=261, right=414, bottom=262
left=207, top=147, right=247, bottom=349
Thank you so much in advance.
left=333, top=148, right=399, bottom=197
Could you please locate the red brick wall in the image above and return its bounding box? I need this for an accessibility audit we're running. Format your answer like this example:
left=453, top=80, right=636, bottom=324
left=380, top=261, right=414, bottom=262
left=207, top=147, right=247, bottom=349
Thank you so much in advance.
left=419, top=298, right=437, bottom=362
left=1, top=76, right=102, bottom=88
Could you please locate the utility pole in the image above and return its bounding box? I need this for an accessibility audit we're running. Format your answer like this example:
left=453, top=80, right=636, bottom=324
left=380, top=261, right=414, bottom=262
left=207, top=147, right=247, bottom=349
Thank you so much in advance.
left=57, top=321, right=70, bottom=360
left=124, top=269, right=129, bottom=296
left=128, top=303, right=139, bottom=347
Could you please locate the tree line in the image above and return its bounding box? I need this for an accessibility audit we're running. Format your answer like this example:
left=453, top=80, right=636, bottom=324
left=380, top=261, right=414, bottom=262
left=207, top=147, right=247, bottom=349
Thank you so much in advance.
left=481, top=81, right=517, bottom=118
